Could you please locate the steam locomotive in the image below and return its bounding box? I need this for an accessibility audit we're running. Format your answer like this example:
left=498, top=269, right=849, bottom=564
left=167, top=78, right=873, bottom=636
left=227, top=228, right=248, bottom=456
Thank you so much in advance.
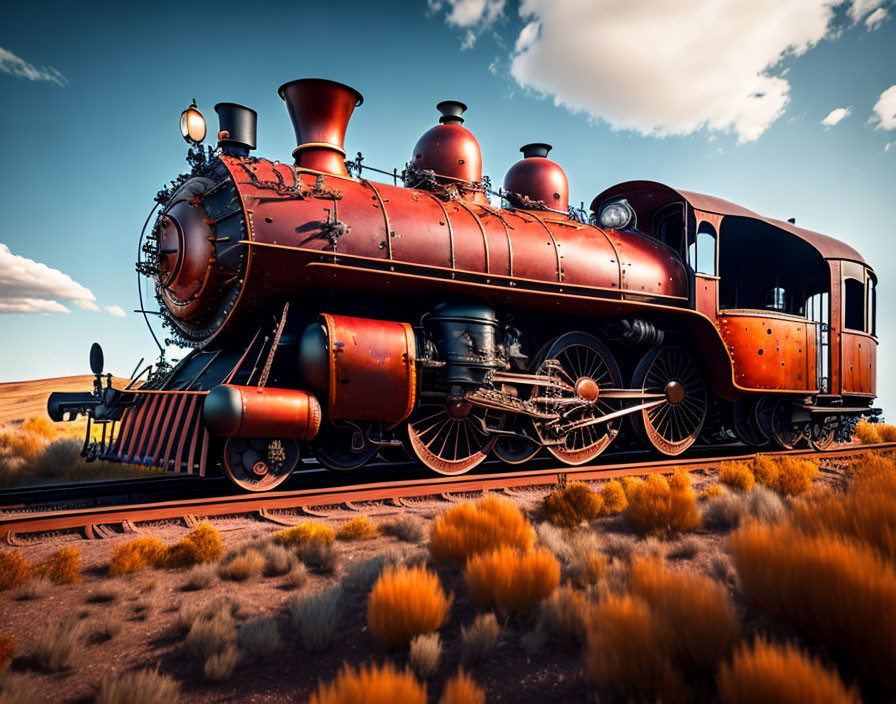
left=48, top=78, right=878, bottom=491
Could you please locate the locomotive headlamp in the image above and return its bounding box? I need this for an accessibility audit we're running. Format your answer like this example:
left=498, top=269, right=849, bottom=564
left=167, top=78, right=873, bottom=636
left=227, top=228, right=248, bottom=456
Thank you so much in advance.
left=599, top=200, right=636, bottom=230
left=179, top=100, right=207, bottom=144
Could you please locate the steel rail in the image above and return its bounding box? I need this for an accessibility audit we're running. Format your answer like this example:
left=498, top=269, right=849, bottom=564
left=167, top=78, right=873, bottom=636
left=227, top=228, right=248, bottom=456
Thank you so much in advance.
left=2, top=443, right=893, bottom=541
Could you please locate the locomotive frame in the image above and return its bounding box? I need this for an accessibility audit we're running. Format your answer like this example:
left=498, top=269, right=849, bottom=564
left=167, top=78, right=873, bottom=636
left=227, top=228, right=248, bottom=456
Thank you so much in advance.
left=48, top=78, right=878, bottom=491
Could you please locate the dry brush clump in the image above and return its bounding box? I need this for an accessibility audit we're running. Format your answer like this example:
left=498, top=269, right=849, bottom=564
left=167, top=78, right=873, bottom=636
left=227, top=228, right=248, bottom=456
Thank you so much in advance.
left=109, top=524, right=222, bottom=575
left=367, top=565, right=452, bottom=648
left=625, top=470, right=701, bottom=535
left=185, top=608, right=237, bottom=663
left=338, top=516, right=378, bottom=540
left=719, top=461, right=755, bottom=492
left=717, top=639, right=860, bottom=704
left=430, top=495, right=535, bottom=564
left=730, top=521, right=896, bottom=690
left=289, top=586, right=344, bottom=652
left=109, top=537, right=167, bottom=575
left=460, top=612, right=500, bottom=664
left=542, top=482, right=602, bottom=527
left=0, top=672, right=42, bottom=704
left=237, top=618, right=282, bottom=660
left=465, top=546, right=560, bottom=616
left=382, top=515, right=425, bottom=543
left=31, top=617, right=88, bottom=672
left=628, top=557, right=740, bottom=670
left=538, top=584, right=592, bottom=646
left=749, top=455, right=818, bottom=496
left=309, top=662, right=426, bottom=704
left=600, top=479, right=628, bottom=513
left=34, top=547, right=80, bottom=584
left=273, top=522, right=335, bottom=547
left=854, top=419, right=894, bottom=444
left=0, top=551, right=32, bottom=591
left=438, top=669, right=485, bottom=704
left=218, top=549, right=265, bottom=581
left=95, top=666, right=182, bottom=704
left=584, top=593, right=686, bottom=704
left=409, top=632, right=442, bottom=678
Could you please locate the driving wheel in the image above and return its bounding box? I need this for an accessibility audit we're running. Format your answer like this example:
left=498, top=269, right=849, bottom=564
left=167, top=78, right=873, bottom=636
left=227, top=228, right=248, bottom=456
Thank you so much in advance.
left=406, top=398, right=501, bottom=475
left=222, top=437, right=299, bottom=492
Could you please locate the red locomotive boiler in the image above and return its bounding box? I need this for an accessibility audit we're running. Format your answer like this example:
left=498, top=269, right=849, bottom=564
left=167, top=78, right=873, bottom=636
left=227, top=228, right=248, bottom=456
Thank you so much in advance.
left=48, top=78, right=878, bottom=491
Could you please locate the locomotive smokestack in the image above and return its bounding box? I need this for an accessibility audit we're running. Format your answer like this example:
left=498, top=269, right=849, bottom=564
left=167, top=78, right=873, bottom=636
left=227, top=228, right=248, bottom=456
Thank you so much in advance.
left=214, top=103, right=257, bottom=157
left=278, top=78, right=363, bottom=177
left=503, top=143, right=569, bottom=212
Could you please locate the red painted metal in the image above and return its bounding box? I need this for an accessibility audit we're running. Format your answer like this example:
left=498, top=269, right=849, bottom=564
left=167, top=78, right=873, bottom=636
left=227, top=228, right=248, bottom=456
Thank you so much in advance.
left=841, top=332, right=876, bottom=395
left=320, top=314, right=416, bottom=425
left=204, top=385, right=322, bottom=440
left=503, top=144, right=569, bottom=212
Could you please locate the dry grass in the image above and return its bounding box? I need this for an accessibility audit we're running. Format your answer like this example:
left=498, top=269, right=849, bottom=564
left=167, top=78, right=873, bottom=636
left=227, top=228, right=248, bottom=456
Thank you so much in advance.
left=109, top=537, right=167, bottom=576
left=701, top=484, right=725, bottom=500
left=0, top=672, right=42, bottom=704
left=85, top=585, right=117, bottom=604
left=0, top=551, right=33, bottom=591
left=92, top=616, right=123, bottom=643
left=629, top=557, right=740, bottom=670
left=702, top=492, right=751, bottom=529
left=667, top=535, right=701, bottom=560
left=0, top=636, right=12, bottom=673
left=289, top=586, right=344, bottom=652
left=625, top=470, right=701, bottom=535
left=710, top=554, right=738, bottom=586
left=879, top=424, right=896, bottom=441
left=183, top=563, right=217, bottom=590
left=237, top=618, right=282, bottom=660
left=750, top=456, right=818, bottom=496
left=34, top=547, right=80, bottom=584
left=282, top=562, right=308, bottom=590
left=720, top=461, right=755, bottom=492
left=438, top=669, right=485, bottom=704
left=848, top=452, right=896, bottom=486
left=32, top=617, right=88, bottom=672
left=309, top=662, right=426, bottom=704
left=165, top=523, right=223, bottom=568
left=367, top=565, right=452, bottom=648
left=717, top=639, right=860, bottom=704
left=430, top=495, right=535, bottom=565
left=203, top=645, right=239, bottom=682
left=600, top=480, right=627, bottom=513
left=338, top=516, right=378, bottom=540
left=273, top=522, right=335, bottom=547
left=185, top=609, right=237, bottom=662
left=539, top=584, right=592, bottom=646
left=409, top=632, right=442, bottom=678
left=460, top=612, right=500, bottom=664
left=583, top=593, right=686, bottom=704
left=95, top=666, right=182, bottom=704
left=730, top=521, right=896, bottom=690
left=219, top=549, right=265, bottom=581
left=465, top=546, right=560, bottom=616
left=856, top=419, right=883, bottom=444
left=298, top=539, right=339, bottom=573
left=260, top=542, right=295, bottom=576
left=542, top=482, right=602, bottom=527
left=567, top=544, right=608, bottom=588
left=381, top=515, right=425, bottom=543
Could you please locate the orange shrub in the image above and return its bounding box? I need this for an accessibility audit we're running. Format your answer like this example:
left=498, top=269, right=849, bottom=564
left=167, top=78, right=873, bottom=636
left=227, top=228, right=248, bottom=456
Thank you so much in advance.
left=165, top=523, right=223, bottom=568
left=848, top=453, right=896, bottom=490
left=541, top=584, right=592, bottom=645
left=464, top=546, right=559, bottom=616
left=35, top=547, right=80, bottom=584
left=310, top=662, right=426, bottom=704
left=367, top=565, right=452, bottom=648
left=718, top=639, right=860, bottom=704
left=629, top=557, right=740, bottom=670
left=625, top=471, right=701, bottom=535
left=878, top=424, right=896, bottom=442
left=730, top=521, right=896, bottom=690
left=0, top=635, right=13, bottom=673
left=542, top=482, right=602, bottom=527
left=109, top=537, right=167, bottom=575
left=856, top=419, right=883, bottom=444
left=749, top=456, right=818, bottom=496
left=621, top=476, right=645, bottom=499
left=600, top=480, right=627, bottom=513
left=273, top=522, right=335, bottom=547
left=0, top=551, right=33, bottom=591
left=438, top=669, right=485, bottom=704
left=701, top=485, right=725, bottom=500
left=719, top=461, right=755, bottom=492
left=337, top=516, right=377, bottom=540
left=22, top=416, right=56, bottom=439
left=583, top=593, right=686, bottom=704
left=429, top=495, right=535, bottom=565
left=568, top=549, right=608, bottom=589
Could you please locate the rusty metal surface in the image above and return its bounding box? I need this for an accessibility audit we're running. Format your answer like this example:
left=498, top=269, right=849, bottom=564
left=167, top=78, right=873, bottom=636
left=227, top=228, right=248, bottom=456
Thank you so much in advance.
left=203, top=385, right=321, bottom=440
left=320, top=314, right=416, bottom=425
left=718, top=313, right=817, bottom=392
left=592, top=180, right=868, bottom=265
left=840, top=332, right=876, bottom=395
left=3, top=444, right=892, bottom=540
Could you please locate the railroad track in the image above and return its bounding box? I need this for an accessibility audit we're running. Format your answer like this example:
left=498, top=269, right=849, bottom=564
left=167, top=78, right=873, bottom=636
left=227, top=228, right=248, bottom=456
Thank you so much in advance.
left=2, top=443, right=893, bottom=544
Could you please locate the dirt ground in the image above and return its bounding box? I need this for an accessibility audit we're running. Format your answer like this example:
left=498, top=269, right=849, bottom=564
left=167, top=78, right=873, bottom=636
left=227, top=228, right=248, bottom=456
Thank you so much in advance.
left=0, top=463, right=852, bottom=703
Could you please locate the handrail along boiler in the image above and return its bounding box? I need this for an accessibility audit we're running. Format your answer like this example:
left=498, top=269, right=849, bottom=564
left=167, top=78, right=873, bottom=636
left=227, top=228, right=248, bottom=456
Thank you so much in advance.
left=48, top=78, right=880, bottom=490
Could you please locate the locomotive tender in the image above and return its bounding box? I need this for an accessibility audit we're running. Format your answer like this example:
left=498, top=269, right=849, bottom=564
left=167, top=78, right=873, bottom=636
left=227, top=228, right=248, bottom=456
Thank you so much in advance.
left=48, top=78, right=878, bottom=490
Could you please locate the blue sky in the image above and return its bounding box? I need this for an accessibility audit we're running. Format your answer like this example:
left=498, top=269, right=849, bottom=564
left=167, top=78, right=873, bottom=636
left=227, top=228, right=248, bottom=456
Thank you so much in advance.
left=1, top=0, right=894, bottom=413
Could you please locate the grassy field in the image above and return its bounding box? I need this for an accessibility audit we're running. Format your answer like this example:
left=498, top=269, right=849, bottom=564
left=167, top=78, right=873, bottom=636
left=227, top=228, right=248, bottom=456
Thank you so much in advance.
left=0, top=376, right=128, bottom=425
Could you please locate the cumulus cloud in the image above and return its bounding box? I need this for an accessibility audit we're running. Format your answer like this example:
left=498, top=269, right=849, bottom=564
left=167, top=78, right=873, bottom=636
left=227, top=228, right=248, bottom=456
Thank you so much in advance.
left=0, top=46, right=67, bottom=86
left=871, top=85, right=896, bottom=130
left=429, top=0, right=506, bottom=47
left=104, top=305, right=126, bottom=318
left=848, top=0, right=885, bottom=23
left=864, top=7, right=888, bottom=28
left=504, top=0, right=882, bottom=144
left=821, top=106, right=851, bottom=126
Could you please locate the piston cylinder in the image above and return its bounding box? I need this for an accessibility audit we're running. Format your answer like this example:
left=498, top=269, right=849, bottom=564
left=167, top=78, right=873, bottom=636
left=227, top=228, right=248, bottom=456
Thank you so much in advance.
left=204, top=385, right=321, bottom=440
left=299, top=314, right=417, bottom=425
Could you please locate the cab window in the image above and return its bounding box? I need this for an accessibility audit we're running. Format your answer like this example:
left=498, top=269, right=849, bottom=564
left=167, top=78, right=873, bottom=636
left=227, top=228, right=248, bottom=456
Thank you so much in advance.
left=844, top=278, right=864, bottom=331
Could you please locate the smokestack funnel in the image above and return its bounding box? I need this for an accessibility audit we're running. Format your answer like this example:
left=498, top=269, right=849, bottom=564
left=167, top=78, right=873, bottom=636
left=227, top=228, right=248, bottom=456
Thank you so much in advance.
left=277, top=78, right=363, bottom=177
left=214, top=103, right=257, bottom=157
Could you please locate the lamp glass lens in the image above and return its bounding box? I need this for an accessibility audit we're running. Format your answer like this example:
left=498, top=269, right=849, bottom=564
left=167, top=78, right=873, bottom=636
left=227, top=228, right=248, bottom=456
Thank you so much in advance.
left=180, top=108, right=206, bottom=143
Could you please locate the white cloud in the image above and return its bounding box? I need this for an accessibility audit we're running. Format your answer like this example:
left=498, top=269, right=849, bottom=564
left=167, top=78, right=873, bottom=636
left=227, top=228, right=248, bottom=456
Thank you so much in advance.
left=74, top=300, right=101, bottom=312
left=104, top=305, right=126, bottom=318
left=885, top=141, right=895, bottom=151
left=0, top=243, right=96, bottom=315
left=429, top=0, right=506, bottom=47
left=871, top=85, right=896, bottom=130
left=864, top=7, right=888, bottom=27
left=0, top=46, right=67, bottom=86
left=821, top=106, right=851, bottom=126
left=848, top=0, right=885, bottom=22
